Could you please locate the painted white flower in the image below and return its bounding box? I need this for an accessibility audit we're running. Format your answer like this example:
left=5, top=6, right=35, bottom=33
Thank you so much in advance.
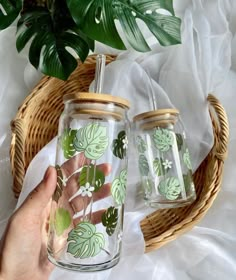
left=122, top=136, right=128, bottom=149
left=162, top=159, right=172, bottom=170
left=69, top=182, right=95, bottom=201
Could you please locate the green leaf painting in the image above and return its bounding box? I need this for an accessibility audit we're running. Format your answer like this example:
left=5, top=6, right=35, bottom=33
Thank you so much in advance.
left=176, top=133, right=183, bottom=151
left=112, top=131, right=128, bottom=159
left=67, top=222, right=105, bottom=259
left=0, top=0, right=22, bottom=30
left=67, top=0, right=181, bottom=52
left=183, top=173, right=192, bottom=193
left=102, top=207, right=118, bottom=236
left=79, top=164, right=105, bottom=192
left=111, top=169, right=127, bottom=205
left=119, top=169, right=127, bottom=185
left=139, top=154, right=149, bottom=176
left=61, top=129, right=77, bottom=159
left=158, top=177, right=181, bottom=200
left=153, top=128, right=174, bottom=152
left=54, top=208, right=71, bottom=236
left=153, top=158, right=167, bottom=176
left=183, top=148, right=192, bottom=170
left=136, top=136, right=147, bottom=153
left=73, top=123, right=108, bottom=160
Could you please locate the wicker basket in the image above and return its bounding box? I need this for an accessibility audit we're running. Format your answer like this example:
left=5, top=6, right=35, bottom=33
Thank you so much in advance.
left=10, top=55, right=229, bottom=253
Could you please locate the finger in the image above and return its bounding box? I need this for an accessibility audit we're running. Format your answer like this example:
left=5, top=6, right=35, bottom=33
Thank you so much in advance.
left=61, top=153, right=88, bottom=177
left=20, top=167, right=57, bottom=216
left=65, top=163, right=112, bottom=198
left=73, top=209, right=106, bottom=225
left=69, top=183, right=111, bottom=213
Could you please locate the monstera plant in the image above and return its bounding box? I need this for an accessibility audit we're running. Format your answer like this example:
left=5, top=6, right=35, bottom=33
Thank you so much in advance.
left=0, top=0, right=181, bottom=80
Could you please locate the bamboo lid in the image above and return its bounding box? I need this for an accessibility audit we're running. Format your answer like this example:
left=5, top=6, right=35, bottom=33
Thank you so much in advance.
left=64, top=92, right=130, bottom=109
left=133, top=108, right=179, bottom=122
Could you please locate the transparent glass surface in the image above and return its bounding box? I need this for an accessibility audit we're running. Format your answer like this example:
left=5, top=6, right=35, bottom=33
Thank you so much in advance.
left=47, top=101, right=129, bottom=271
left=134, top=113, right=196, bottom=209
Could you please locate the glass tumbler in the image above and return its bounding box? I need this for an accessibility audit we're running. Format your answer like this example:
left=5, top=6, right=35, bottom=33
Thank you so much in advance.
left=47, top=92, right=130, bottom=272
left=133, top=109, right=196, bottom=208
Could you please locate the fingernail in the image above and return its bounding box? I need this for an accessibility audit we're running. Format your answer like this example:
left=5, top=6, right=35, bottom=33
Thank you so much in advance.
left=44, top=166, right=51, bottom=181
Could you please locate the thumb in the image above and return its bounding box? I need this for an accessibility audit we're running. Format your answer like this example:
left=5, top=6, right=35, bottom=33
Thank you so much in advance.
left=20, top=166, right=57, bottom=216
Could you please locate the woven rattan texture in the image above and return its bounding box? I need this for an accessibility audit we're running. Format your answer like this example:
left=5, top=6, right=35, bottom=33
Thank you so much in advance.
left=10, top=55, right=229, bottom=252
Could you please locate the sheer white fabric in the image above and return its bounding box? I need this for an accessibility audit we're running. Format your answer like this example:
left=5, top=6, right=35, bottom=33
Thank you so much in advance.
left=0, top=0, right=236, bottom=279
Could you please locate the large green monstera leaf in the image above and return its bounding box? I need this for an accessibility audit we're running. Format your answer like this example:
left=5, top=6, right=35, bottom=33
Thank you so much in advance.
left=73, top=123, right=108, bottom=160
left=112, top=131, right=128, bottom=159
left=158, top=177, right=181, bottom=200
left=67, top=222, right=105, bottom=258
left=111, top=169, right=127, bottom=205
left=61, top=129, right=77, bottom=159
left=16, top=7, right=90, bottom=80
left=67, top=0, right=181, bottom=52
left=54, top=208, right=72, bottom=236
left=153, top=128, right=174, bottom=152
left=79, top=164, right=105, bottom=192
left=102, top=206, right=118, bottom=236
left=0, top=0, right=22, bottom=30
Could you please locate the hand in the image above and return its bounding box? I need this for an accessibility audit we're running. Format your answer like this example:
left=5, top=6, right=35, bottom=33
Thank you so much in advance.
left=0, top=167, right=57, bottom=280
left=0, top=156, right=111, bottom=280
left=59, top=153, right=111, bottom=224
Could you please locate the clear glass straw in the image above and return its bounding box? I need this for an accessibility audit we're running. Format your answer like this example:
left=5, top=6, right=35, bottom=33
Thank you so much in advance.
left=94, top=54, right=106, bottom=93
left=146, top=72, right=157, bottom=111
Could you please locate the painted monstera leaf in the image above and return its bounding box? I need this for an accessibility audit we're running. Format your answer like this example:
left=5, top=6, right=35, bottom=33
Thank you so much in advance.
left=61, top=129, right=77, bottom=159
left=54, top=208, right=71, bottom=236
left=67, top=222, right=105, bottom=259
left=183, top=173, right=193, bottom=193
left=183, top=148, right=192, bottom=170
left=153, top=158, right=168, bottom=176
left=139, top=154, right=149, bottom=176
left=153, top=128, right=174, bottom=152
left=158, top=177, right=181, bottom=200
left=111, top=169, right=127, bottom=205
left=67, top=0, right=181, bottom=52
left=119, top=169, right=127, bottom=185
left=136, top=136, right=147, bottom=153
left=112, top=131, right=128, bottom=159
left=73, top=123, right=108, bottom=160
left=0, top=0, right=22, bottom=30
left=176, top=133, right=183, bottom=151
left=79, top=164, right=105, bottom=192
left=102, top=207, right=118, bottom=236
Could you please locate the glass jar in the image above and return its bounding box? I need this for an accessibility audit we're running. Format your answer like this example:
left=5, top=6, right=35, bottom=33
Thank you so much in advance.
left=47, top=92, right=130, bottom=272
left=133, top=109, right=196, bottom=208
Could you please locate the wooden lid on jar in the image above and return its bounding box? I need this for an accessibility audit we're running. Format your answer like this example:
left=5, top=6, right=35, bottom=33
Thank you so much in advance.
left=64, top=92, right=130, bottom=109
left=133, top=108, right=179, bottom=130
left=133, top=108, right=179, bottom=122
